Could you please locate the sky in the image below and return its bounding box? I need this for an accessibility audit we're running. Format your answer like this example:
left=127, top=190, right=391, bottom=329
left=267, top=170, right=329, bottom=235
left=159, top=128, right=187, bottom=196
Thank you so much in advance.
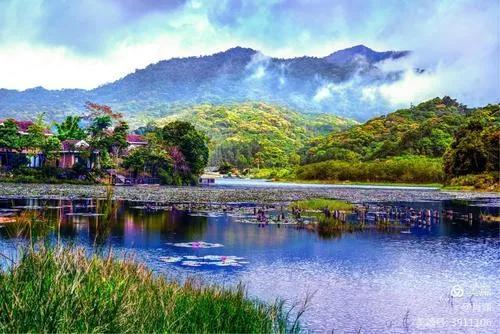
left=0, top=0, right=498, bottom=108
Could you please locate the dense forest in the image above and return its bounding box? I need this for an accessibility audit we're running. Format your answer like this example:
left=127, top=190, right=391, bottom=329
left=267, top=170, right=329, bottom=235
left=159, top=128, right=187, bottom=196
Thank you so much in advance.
left=296, top=97, right=499, bottom=187
left=153, top=103, right=355, bottom=168
left=302, top=96, right=467, bottom=163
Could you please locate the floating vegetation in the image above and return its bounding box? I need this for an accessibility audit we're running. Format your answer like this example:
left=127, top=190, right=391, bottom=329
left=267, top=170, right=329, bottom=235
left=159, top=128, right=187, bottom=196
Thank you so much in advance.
left=167, top=241, right=224, bottom=248
left=159, top=256, right=184, bottom=263
left=12, top=206, right=43, bottom=210
left=130, top=205, right=171, bottom=211
left=188, top=212, right=225, bottom=218
left=66, top=213, right=104, bottom=217
left=237, top=218, right=305, bottom=225
left=160, top=255, right=248, bottom=267
left=0, top=182, right=495, bottom=206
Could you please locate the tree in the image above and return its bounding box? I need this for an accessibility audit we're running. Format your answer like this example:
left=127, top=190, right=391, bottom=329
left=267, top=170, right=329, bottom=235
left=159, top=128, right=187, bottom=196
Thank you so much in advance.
left=443, top=105, right=499, bottom=177
left=122, top=146, right=172, bottom=182
left=0, top=119, right=24, bottom=168
left=26, top=114, right=61, bottom=166
left=42, top=136, right=62, bottom=164
left=0, top=119, right=22, bottom=152
left=84, top=102, right=123, bottom=120
left=84, top=103, right=128, bottom=170
left=218, top=161, right=232, bottom=174
left=253, top=152, right=264, bottom=169
left=54, top=116, right=85, bottom=141
left=110, top=121, right=129, bottom=158
left=159, top=121, right=209, bottom=178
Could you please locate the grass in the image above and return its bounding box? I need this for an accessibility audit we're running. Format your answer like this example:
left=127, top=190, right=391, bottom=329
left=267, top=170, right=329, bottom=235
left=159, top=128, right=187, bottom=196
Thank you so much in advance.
left=292, top=198, right=354, bottom=212
left=0, top=245, right=296, bottom=333
left=0, top=210, right=300, bottom=333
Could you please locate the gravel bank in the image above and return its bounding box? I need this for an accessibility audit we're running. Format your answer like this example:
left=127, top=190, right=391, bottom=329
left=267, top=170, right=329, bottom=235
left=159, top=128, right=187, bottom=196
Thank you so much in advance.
left=0, top=183, right=498, bottom=204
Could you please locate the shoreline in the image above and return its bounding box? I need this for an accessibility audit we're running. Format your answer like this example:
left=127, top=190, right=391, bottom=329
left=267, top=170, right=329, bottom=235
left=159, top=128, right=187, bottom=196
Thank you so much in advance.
left=253, top=177, right=498, bottom=192
left=0, top=182, right=498, bottom=205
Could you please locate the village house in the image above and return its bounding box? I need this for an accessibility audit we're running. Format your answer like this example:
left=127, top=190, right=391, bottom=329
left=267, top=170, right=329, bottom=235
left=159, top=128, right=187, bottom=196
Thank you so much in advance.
left=0, top=120, right=51, bottom=168
left=0, top=119, right=147, bottom=170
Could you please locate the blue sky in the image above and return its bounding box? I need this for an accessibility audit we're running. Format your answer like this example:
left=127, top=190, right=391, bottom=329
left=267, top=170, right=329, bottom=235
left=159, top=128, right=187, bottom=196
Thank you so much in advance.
left=0, top=0, right=498, bottom=107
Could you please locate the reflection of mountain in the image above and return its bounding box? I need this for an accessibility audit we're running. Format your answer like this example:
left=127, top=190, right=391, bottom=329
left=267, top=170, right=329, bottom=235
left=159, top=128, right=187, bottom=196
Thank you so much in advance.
left=0, top=45, right=409, bottom=123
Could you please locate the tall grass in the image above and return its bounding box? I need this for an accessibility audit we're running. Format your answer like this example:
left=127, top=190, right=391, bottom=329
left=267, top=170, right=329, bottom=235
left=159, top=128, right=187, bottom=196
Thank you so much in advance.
left=0, top=211, right=300, bottom=333
left=0, top=245, right=295, bottom=333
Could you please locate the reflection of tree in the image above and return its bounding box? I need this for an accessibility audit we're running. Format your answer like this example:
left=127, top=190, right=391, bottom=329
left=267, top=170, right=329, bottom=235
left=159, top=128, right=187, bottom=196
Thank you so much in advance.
left=1, top=199, right=213, bottom=247
left=165, top=213, right=208, bottom=240
left=317, top=229, right=343, bottom=240
left=121, top=208, right=209, bottom=242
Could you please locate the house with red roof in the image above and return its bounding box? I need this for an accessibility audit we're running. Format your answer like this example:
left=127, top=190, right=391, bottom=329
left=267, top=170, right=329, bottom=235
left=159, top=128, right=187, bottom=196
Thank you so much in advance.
left=58, top=139, right=92, bottom=169
left=0, top=119, right=148, bottom=170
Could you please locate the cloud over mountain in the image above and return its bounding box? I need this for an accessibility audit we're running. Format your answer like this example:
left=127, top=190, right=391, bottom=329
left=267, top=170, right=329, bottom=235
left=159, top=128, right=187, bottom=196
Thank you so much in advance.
left=0, top=0, right=498, bottom=112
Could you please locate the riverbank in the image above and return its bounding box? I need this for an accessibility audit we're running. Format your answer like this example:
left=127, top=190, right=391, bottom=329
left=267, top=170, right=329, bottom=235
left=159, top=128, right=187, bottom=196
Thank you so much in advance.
left=0, top=245, right=291, bottom=333
left=249, top=168, right=499, bottom=192
left=0, top=182, right=498, bottom=205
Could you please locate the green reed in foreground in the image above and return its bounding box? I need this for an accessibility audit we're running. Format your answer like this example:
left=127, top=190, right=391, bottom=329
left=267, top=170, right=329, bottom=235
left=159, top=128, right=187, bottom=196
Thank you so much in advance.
left=0, top=246, right=295, bottom=333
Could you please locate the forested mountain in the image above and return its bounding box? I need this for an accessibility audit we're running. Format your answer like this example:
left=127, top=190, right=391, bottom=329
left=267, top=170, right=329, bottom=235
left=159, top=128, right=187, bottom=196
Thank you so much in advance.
left=302, top=97, right=470, bottom=163
left=154, top=103, right=355, bottom=168
left=0, top=45, right=408, bottom=124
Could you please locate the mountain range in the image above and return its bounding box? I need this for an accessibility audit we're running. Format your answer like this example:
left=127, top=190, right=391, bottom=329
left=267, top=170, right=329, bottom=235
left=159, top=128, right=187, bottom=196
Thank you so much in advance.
left=0, top=45, right=409, bottom=125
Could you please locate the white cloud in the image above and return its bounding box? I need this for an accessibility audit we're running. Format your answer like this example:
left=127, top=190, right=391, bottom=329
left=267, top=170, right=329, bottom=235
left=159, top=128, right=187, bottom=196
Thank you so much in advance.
left=0, top=0, right=497, bottom=111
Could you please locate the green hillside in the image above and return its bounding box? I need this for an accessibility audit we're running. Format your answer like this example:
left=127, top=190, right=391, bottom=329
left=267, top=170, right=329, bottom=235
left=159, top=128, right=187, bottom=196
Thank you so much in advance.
left=303, top=96, right=468, bottom=163
left=297, top=97, right=499, bottom=187
left=156, top=103, right=355, bottom=168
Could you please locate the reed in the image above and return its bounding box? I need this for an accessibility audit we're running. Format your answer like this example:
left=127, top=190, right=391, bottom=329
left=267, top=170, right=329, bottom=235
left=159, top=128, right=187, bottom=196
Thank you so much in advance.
left=0, top=245, right=296, bottom=333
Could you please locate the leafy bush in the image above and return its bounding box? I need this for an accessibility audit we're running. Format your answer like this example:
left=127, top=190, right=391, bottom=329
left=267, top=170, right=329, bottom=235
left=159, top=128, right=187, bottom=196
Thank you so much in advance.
left=251, top=167, right=296, bottom=180
left=296, top=156, right=444, bottom=183
left=447, top=173, right=499, bottom=191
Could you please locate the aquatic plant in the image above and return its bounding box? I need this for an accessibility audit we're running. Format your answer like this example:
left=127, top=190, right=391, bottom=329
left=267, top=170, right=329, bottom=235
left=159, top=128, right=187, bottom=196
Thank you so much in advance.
left=292, top=198, right=354, bottom=212
left=316, top=216, right=364, bottom=237
left=0, top=245, right=297, bottom=333
left=167, top=241, right=224, bottom=248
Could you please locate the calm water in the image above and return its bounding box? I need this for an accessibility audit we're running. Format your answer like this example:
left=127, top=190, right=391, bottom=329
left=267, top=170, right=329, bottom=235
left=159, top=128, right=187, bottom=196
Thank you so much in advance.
left=214, top=177, right=441, bottom=190
left=0, top=195, right=498, bottom=333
